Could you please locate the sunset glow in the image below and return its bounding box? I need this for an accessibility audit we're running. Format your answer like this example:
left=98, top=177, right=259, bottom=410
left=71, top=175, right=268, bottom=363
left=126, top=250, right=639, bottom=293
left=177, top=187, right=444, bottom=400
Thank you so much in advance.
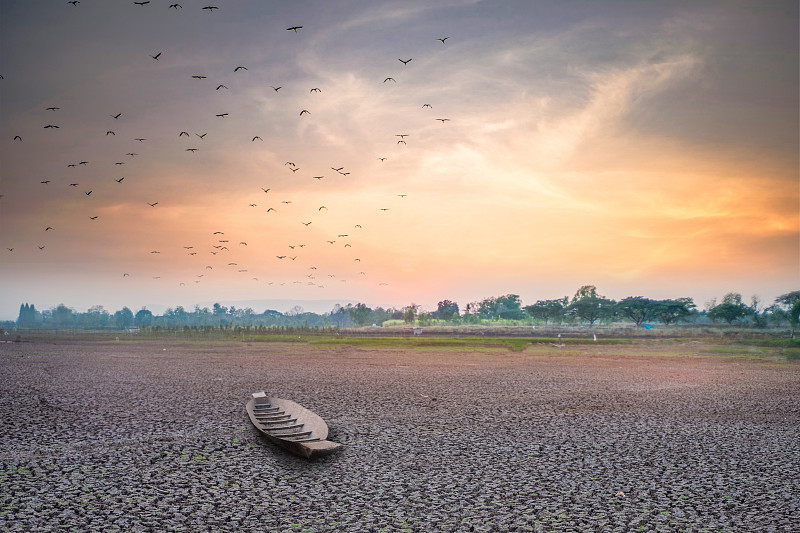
left=1, top=1, right=797, bottom=318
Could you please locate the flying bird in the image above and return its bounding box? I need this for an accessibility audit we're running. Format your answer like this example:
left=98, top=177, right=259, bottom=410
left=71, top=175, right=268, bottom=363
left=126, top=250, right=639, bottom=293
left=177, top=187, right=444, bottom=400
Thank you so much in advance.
left=252, top=136, right=262, bottom=141
left=383, top=77, right=396, bottom=83
left=310, top=88, right=321, bottom=93
left=148, top=202, right=158, bottom=207
left=266, top=207, right=276, bottom=212
left=40, top=180, right=51, bottom=184
left=84, top=190, right=93, bottom=196
left=299, top=109, right=310, bottom=115
left=378, top=157, right=386, bottom=161
left=215, top=113, right=229, bottom=117
left=437, top=37, right=449, bottom=43
left=151, top=52, right=161, bottom=60
left=261, top=187, right=270, bottom=193
left=234, top=66, right=247, bottom=71
left=68, top=1, right=80, bottom=5
left=331, top=167, right=343, bottom=171
left=134, top=1, right=150, bottom=5
left=398, top=194, right=407, bottom=198
left=286, top=26, right=303, bottom=32
left=13, top=135, right=22, bottom=141
left=301, top=221, right=312, bottom=226
left=46, top=107, right=60, bottom=111
left=45, top=227, right=54, bottom=231
left=396, top=134, right=408, bottom=138
left=318, top=206, right=327, bottom=211
left=69, top=183, right=78, bottom=187
left=285, top=162, right=296, bottom=166
left=196, top=132, right=207, bottom=139
left=436, top=118, right=450, bottom=122
left=216, top=84, right=228, bottom=90
left=43, top=125, right=59, bottom=129
left=312, top=176, right=324, bottom=180
left=398, top=58, right=412, bottom=65
left=276, top=255, right=286, bottom=259
left=169, top=4, right=182, bottom=8
left=134, top=138, right=146, bottom=142
left=202, top=6, right=219, bottom=11
left=106, top=131, right=115, bottom=135
left=192, top=75, right=206, bottom=79
left=186, top=148, right=198, bottom=152
left=88, top=216, right=98, bottom=220
left=422, top=104, right=432, bottom=108
left=271, top=86, right=282, bottom=92
left=179, top=131, right=189, bottom=137
left=111, top=113, right=122, bottom=119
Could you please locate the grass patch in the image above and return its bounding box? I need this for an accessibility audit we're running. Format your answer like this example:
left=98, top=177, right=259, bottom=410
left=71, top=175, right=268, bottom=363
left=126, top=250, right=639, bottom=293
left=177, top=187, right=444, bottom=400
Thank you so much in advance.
left=782, top=348, right=800, bottom=361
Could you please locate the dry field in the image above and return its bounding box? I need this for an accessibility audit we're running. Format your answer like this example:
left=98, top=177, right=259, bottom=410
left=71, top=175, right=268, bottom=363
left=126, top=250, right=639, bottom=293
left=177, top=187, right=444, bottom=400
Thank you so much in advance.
left=1, top=335, right=799, bottom=532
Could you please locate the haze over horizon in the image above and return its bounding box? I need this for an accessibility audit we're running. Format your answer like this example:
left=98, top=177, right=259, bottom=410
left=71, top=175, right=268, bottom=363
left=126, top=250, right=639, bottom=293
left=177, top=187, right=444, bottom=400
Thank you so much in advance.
left=1, top=1, right=797, bottom=322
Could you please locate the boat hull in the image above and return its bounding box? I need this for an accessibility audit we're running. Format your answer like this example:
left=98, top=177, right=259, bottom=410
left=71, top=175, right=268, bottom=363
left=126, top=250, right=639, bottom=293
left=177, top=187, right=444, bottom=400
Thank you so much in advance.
left=246, top=393, right=343, bottom=458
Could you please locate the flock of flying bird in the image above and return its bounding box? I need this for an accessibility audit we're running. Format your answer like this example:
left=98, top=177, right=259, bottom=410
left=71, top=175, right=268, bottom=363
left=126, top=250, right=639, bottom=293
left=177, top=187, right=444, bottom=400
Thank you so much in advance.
left=3, top=2, right=455, bottom=296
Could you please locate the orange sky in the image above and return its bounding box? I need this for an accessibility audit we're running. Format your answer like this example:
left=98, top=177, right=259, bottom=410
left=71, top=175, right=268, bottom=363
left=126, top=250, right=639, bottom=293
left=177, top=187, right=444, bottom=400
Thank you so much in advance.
left=0, top=1, right=797, bottom=318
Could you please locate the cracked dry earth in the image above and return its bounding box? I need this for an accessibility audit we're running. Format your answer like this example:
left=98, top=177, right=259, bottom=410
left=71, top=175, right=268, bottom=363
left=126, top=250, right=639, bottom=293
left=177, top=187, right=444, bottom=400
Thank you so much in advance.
left=1, top=337, right=798, bottom=532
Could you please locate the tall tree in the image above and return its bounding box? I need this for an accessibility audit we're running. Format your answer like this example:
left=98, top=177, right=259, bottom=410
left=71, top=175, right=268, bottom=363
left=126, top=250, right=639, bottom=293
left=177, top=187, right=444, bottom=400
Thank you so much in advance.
left=655, top=298, right=695, bottom=325
left=114, top=307, right=134, bottom=329
left=435, top=300, right=459, bottom=320
left=525, top=298, right=568, bottom=326
left=568, top=286, right=615, bottom=326
left=707, top=293, right=752, bottom=325
left=616, top=297, right=657, bottom=326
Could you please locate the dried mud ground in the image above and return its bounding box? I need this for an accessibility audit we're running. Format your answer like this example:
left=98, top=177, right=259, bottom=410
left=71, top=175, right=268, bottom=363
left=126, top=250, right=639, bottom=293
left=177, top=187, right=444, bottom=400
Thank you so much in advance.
left=1, top=337, right=798, bottom=532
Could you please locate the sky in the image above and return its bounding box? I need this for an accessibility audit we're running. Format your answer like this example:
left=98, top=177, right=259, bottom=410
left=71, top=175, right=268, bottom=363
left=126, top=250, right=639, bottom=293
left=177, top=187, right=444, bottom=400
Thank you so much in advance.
left=0, top=0, right=798, bottom=320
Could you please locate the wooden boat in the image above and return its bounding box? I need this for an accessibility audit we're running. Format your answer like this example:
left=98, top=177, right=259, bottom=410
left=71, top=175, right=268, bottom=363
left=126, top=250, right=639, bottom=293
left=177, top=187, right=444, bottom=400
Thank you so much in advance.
left=246, top=392, right=343, bottom=458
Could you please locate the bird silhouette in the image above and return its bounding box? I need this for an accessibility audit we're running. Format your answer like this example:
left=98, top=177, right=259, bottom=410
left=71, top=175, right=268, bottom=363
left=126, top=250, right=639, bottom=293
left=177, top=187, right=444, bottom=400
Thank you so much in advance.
left=202, top=6, right=219, bottom=11
left=106, top=131, right=115, bottom=135
left=115, top=177, right=125, bottom=183
left=213, top=231, right=224, bottom=234
left=44, top=125, right=59, bottom=129
left=111, top=113, right=122, bottom=119
left=286, top=26, right=303, bottom=32
left=276, top=255, right=286, bottom=259
left=134, top=138, right=146, bottom=142
left=13, top=135, right=22, bottom=141
left=134, top=1, right=150, bottom=5
left=85, top=190, right=92, bottom=196
left=422, top=104, right=432, bottom=108
left=89, top=216, right=98, bottom=220
left=192, top=75, right=207, bottom=79
left=46, top=107, right=60, bottom=111
left=186, top=148, right=198, bottom=152
left=234, top=66, right=247, bottom=71
left=398, top=58, right=412, bottom=65
left=68, top=1, right=80, bottom=5
left=398, top=194, right=407, bottom=198
left=179, top=131, right=189, bottom=137
left=437, top=37, right=449, bottom=43
left=151, top=52, right=161, bottom=60
left=266, top=207, right=276, bottom=212
left=378, top=157, right=387, bottom=161
left=271, top=86, right=282, bottom=92
left=318, top=206, right=327, bottom=211
left=261, top=187, right=270, bottom=193
left=302, top=221, right=312, bottom=226
left=310, top=88, right=321, bottom=93
left=40, top=180, right=51, bottom=184
left=312, top=176, right=324, bottom=180
left=45, top=227, right=54, bottom=231
left=436, top=118, right=450, bottom=122
left=148, top=202, right=158, bottom=207
left=216, top=84, right=228, bottom=90
left=383, top=77, right=396, bottom=83
left=169, top=3, right=182, bottom=8
left=69, top=183, right=78, bottom=187
left=196, top=133, right=207, bottom=139
left=215, top=113, right=229, bottom=117
left=299, top=109, right=310, bottom=115
left=252, top=136, right=262, bottom=141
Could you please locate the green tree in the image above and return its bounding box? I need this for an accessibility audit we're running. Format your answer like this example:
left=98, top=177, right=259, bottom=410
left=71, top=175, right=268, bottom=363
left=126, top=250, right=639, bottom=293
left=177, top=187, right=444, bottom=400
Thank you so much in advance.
left=435, top=300, right=459, bottom=320
left=654, top=298, right=695, bottom=325
left=52, top=304, right=75, bottom=328
left=17, top=303, right=38, bottom=328
left=616, top=297, right=657, bottom=326
left=134, top=308, right=153, bottom=327
left=114, top=307, right=134, bottom=329
left=707, top=293, right=752, bottom=325
left=403, top=304, right=418, bottom=324
left=524, top=298, right=568, bottom=326
left=349, top=303, right=373, bottom=326
left=567, top=286, right=615, bottom=326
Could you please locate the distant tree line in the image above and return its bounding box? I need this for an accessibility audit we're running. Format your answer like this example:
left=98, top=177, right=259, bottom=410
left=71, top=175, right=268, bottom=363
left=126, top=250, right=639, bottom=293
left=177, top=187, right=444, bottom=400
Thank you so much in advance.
left=10, top=287, right=800, bottom=331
